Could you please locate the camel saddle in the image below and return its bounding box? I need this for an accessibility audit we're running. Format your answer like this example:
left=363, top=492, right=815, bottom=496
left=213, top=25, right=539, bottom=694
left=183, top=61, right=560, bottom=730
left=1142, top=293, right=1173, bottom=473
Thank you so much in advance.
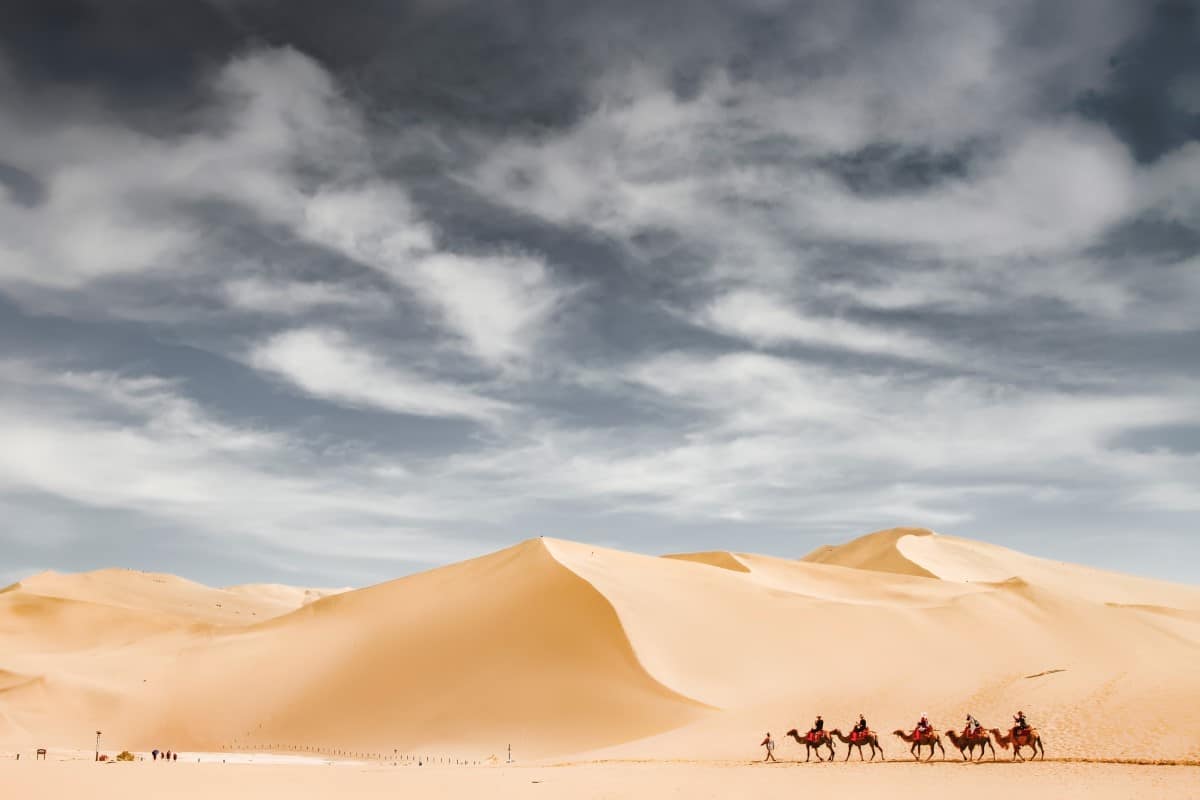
left=806, top=730, right=825, bottom=743
left=1011, top=727, right=1037, bottom=745
left=912, top=727, right=933, bottom=742
left=850, top=729, right=871, bottom=743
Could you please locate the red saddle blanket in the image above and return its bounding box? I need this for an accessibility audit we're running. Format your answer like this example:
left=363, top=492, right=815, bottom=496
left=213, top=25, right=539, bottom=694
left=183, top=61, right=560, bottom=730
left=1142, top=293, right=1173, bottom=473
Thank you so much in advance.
left=912, top=728, right=933, bottom=742
left=849, top=730, right=871, bottom=743
left=806, top=730, right=825, bottom=743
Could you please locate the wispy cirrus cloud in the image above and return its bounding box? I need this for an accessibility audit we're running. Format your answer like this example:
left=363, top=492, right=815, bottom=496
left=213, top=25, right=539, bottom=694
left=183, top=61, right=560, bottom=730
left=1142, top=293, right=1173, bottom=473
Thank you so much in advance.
left=248, top=327, right=510, bottom=423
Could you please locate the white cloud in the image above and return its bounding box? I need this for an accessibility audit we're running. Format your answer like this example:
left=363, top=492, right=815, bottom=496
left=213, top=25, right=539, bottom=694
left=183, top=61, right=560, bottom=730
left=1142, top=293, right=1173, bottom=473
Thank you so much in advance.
left=223, top=277, right=391, bottom=315
left=699, top=289, right=953, bottom=362
left=412, top=253, right=565, bottom=366
left=798, top=123, right=1138, bottom=257
left=0, top=361, right=496, bottom=564
left=298, top=183, right=566, bottom=367
left=248, top=327, right=508, bottom=422
left=0, top=47, right=568, bottom=369
left=0, top=48, right=357, bottom=288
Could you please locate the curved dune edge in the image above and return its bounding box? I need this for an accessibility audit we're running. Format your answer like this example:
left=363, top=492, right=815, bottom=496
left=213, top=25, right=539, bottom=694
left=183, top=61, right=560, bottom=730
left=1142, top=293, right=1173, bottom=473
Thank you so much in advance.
left=800, top=526, right=939, bottom=578
left=661, top=551, right=751, bottom=573
left=129, top=538, right=710, bottom=760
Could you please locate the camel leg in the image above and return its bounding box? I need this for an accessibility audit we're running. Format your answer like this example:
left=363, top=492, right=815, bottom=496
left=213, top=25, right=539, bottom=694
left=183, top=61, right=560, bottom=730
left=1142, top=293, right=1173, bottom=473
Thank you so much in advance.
left=939, top=740, right=946, bottom=761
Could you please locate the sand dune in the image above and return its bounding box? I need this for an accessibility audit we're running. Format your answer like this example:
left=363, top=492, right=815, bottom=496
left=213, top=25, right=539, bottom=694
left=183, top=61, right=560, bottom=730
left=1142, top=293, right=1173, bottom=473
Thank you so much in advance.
left=800, top=526, right=940, bottom=577
left=131, top=538, right=706, bottom=759
left=2, top=529, right=1198, bottom=765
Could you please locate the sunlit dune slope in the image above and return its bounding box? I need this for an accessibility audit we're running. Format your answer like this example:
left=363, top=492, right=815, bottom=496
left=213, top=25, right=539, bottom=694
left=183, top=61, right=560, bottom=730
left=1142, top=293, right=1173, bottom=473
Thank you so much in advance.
left=0, top=569, right=349, bottom=750
left=554, top=533, right=1200, bottom=761
left=662, top=551, right=750, bottom=572
left=11, top=569, right=330, bottom=626
left=134, top=538, right=708, bottom=759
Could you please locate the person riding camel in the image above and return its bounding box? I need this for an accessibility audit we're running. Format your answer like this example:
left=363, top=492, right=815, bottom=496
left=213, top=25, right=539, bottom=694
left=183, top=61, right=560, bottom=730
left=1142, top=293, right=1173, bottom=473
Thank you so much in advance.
left=808, top=715, right=824, bottom=742
left=914, top=713, right=932, bottom=741
left=1013, top=711, right=1029, bottom=734
left=965, top=714, right=981, bottom=736
left=852, top=714, right=869, bottom=740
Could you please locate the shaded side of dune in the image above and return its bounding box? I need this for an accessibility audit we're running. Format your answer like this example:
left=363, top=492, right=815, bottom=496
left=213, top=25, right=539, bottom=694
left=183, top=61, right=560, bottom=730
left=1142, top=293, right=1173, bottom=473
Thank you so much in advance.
left=800, top=526, right=938, bottom=578
left=135, top=538, right=709, bottom=759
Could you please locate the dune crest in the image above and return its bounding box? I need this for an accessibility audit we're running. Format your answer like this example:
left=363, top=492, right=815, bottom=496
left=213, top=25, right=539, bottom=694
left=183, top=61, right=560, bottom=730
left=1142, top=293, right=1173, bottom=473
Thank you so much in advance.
left=662, top=551, right=750, bottom=572
left=800, top=526, right=939, bottom=577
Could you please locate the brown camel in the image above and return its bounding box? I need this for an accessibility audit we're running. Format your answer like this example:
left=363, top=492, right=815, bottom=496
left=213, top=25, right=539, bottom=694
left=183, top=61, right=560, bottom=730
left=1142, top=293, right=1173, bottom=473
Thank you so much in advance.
left=784, top=728, right=837, bottom=762
left=830, top=728, right=885, bottom=761
left=891, top=729, right=946, bottom=761
left=944, top=728, right=995, bottom=761
left=989, top=727, right=1045, bottom=761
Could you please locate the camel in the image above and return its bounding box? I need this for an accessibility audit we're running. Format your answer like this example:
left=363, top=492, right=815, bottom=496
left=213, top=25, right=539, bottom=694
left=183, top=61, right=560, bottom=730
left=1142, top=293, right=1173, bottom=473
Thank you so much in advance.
left=784, top=728, right=837, bottom=762
left=891, top=729, right=946, bottom=761
left=944, top=728, right=995, bottom=761
left=830, top=728, right=885, bottom=761
left=989, top=727, right=1045, bottom=761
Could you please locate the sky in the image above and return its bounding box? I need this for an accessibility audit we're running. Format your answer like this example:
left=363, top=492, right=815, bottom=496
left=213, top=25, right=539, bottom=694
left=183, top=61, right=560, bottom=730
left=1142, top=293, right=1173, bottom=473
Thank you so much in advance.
left=1, top=1, right=1198, bottom=588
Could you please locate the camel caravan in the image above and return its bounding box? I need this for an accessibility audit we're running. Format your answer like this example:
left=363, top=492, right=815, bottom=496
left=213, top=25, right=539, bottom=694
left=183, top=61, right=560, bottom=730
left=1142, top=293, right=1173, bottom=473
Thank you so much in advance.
left=765, top=711, right=1045, bottom=763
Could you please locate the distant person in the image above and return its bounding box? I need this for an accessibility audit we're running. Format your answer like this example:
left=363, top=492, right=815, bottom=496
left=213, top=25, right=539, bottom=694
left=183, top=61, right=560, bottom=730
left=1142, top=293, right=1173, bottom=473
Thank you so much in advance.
left=760, top=732, right=777, bottom=762
left=853, top=714, right=869, bottom=738
left=1013, top=711, right=1029, bottom=733
left=173, top=752, right=178, bottom=762
left=965, top=714, right=981, bottom=735
left=152, top=749, right=159, bottom=761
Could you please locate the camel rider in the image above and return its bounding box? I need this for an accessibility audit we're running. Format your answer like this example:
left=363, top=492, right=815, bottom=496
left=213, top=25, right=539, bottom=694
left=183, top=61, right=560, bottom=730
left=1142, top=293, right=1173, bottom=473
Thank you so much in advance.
left=965, top=715, right=981, bottom=735
left=854, top=714, right=868, bottom=735
left=1013, top=711, right=1029, bottom=732
left=915, top=714, right=932, bottom=739
left=808, top=715, right=824, bottom=741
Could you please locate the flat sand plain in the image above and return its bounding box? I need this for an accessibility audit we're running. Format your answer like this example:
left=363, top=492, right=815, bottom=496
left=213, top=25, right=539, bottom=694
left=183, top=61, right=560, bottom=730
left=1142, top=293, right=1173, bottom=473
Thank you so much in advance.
left=3, top=759, right=1198, bottom=800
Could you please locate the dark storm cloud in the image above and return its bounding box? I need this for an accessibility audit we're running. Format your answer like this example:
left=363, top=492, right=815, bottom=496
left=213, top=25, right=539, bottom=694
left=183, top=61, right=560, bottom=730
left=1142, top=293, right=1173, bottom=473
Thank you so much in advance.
left=1, top=1, right=1199, bottom=587
left=1077, top=0, right=1200, bottom=162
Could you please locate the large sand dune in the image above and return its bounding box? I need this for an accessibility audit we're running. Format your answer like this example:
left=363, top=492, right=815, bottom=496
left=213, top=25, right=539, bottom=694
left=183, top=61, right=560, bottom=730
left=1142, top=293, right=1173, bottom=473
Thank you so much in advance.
left=2, top=529, right=1199, bottom=764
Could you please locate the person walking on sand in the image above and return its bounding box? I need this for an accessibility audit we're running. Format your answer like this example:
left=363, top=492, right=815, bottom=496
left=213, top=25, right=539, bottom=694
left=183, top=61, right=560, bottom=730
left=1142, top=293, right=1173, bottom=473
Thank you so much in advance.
left=760, top=732, right=777, bottom=762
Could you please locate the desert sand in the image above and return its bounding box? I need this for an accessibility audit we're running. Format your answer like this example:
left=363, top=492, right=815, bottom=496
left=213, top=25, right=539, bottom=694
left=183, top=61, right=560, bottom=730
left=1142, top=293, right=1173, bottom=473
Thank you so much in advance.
left=3, top=527, right=1199, bottom=798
